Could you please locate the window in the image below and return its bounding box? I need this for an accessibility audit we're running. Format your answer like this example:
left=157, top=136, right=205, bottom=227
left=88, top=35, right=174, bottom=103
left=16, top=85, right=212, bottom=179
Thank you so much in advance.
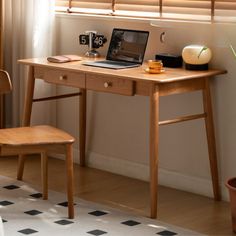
left=56, top=0, right=114, bottom=15
left=55, top=0, right=236, bottom=23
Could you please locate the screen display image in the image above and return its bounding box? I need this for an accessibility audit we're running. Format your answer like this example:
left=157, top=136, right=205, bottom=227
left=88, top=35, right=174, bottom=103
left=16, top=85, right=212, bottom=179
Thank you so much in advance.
left=107, top=29, right=149, bottom=64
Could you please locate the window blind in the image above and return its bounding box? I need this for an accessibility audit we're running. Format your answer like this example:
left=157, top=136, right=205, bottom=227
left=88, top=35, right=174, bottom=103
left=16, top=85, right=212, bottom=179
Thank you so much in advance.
left=161, top=0, right=212, bottom=22
left=114, top=0, right=160, bottom=18
left=214, top=0, right=236, bottom=22
left=55, top=0, right=114, bottom=14
left=55, top=0, right=236, bottom=23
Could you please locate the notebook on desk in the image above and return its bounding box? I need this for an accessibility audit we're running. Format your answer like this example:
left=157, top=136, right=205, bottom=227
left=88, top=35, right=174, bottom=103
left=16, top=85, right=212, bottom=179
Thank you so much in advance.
left=82, top=28, right=149, bottom=69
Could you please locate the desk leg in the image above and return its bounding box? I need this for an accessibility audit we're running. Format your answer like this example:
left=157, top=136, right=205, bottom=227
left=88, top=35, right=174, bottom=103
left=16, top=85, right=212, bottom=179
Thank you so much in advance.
left=149, top=84, right=159, bottom=218
left=17, top=66, right=35, bottom=180
left=202, top=78, right=221, bottom=200
left=79, top=88, right=86, bottom=166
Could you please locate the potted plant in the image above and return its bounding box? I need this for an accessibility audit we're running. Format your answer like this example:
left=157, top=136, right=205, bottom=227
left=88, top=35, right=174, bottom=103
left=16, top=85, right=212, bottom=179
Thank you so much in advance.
left=230, top=44, right=236, bottom=59
left=225, top=178, right=236, bottom=232
left=224, top=45, right=236, bottom=233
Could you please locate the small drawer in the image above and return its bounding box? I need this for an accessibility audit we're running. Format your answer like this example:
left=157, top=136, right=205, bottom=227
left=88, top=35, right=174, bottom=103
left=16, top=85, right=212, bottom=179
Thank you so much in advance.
left=35, top=67, right=85, bottom=88
left=86, top=74, right=134, bottom=96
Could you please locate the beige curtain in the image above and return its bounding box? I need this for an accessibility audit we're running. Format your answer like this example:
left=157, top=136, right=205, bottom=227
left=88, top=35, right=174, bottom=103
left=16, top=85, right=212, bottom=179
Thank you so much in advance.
left=0, top=1, right=3, bottom=67
left=0, top=0, right=3, bottom=127
left=3, top=0, right=56, bottom=127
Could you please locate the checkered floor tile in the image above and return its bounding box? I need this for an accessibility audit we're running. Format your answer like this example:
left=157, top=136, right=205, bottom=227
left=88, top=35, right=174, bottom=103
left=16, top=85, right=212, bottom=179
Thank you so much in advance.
left=0, top=175, right=204, bottom=236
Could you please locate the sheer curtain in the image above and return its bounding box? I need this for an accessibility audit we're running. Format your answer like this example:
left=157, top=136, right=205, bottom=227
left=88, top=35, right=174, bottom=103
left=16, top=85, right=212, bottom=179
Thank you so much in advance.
left=3, top=0, right=56, bottom=127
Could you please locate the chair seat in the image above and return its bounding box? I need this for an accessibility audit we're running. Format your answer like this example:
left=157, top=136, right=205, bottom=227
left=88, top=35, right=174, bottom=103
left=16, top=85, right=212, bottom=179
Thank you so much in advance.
left=0, top=125, right=75, bottom=146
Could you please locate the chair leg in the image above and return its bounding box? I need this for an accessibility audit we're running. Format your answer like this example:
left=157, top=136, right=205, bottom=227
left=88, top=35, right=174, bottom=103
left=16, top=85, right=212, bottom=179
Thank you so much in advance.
left=41, top=152, right=48, bottom=200
left=66, top=144, right=74, bottom=219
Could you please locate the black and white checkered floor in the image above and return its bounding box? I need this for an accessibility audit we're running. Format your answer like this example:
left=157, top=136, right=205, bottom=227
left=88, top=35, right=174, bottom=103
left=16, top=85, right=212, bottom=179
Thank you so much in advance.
left=0, top=175, right=203, bottom=236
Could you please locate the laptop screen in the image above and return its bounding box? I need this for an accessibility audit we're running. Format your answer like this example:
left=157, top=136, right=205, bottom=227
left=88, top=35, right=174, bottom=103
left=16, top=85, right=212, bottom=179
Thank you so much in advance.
left=106, top=29, right=149, bottom=64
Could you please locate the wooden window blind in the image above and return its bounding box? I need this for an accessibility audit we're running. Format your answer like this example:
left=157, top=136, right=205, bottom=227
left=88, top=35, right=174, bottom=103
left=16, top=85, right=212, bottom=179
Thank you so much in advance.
left=114, top=0, right=160, bottom=18
left=55, top=0, right=236, bottom=23
left=161, top=0, right=212, bottom=22
left=56, top=0, right=114, bottom=14
left=214, top=0, right=236, bottom=22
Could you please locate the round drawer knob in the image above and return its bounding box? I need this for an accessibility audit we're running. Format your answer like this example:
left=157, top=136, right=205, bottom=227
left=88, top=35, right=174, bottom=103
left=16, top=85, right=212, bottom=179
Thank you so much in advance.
left=59, top=75, right=67, bottom=81
left=104, top=82, right=111, bottom=88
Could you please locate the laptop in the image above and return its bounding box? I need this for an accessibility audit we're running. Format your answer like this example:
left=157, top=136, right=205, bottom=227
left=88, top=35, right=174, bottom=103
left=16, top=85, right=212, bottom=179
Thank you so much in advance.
left=82, top=28, right=149, bottom=69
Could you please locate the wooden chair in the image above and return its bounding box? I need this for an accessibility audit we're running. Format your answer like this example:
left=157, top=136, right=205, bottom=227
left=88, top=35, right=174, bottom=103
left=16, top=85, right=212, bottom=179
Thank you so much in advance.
left=0, top=70, right=75, bottom=219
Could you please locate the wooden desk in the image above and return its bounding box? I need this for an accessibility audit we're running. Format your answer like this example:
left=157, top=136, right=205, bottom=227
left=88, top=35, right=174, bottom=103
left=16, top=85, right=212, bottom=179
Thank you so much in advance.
left=18, top=57, right=226, bottom=218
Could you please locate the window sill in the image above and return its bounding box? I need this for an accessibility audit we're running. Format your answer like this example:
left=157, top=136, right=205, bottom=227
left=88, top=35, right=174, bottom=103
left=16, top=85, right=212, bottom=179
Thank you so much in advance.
left=55, top=12, right=152, bottom=24
left=55, top=12, right=235, bottom=28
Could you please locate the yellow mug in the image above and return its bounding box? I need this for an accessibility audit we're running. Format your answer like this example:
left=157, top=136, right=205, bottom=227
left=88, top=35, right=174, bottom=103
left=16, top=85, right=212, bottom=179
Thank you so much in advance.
left=148, top=60, right=163, bottom=69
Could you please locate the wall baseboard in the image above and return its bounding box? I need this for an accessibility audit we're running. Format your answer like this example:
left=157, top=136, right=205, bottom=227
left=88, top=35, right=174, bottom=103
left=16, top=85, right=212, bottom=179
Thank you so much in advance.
left=56, top=148, right=229, bottom=201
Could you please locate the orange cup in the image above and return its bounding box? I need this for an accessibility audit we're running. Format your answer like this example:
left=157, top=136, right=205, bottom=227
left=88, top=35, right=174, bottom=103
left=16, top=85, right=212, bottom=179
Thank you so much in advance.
left=148, top=60, right=163, bottom=70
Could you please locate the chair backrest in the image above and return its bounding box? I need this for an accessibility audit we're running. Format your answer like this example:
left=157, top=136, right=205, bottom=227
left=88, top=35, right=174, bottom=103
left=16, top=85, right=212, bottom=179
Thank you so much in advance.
left=0, top=70, right=12, bottom=94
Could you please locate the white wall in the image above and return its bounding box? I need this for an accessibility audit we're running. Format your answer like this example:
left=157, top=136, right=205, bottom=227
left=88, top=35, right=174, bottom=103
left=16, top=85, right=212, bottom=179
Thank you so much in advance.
left=54, top=15, right=236, bottom=200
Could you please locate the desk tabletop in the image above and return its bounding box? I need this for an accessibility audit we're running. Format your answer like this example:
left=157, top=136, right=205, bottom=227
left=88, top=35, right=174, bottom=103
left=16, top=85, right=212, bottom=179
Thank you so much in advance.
left=18, top=57, right=226, bottom=83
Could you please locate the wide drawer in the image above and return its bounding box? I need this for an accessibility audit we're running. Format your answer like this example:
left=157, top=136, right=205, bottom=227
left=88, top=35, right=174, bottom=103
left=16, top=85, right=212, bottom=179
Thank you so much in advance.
left=86, top=74, right=134, bottom=96
left=35, top=67, right=85, bottom=88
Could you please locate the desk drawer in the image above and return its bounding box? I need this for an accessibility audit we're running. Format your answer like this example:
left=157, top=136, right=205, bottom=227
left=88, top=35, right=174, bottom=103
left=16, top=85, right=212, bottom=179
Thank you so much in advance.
left=86, top=74, right=134, bottom=96
left=35, top=67, right=85, bottom=88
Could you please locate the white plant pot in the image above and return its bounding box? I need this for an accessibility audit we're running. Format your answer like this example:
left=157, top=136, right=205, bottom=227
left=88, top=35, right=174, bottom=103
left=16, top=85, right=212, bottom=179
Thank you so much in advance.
left=182, top=45, right=212, bottom=70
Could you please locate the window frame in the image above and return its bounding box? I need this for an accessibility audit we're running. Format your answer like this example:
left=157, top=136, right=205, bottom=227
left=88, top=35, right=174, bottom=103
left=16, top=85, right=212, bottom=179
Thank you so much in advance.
left=55, top=0, right=236, bottom=24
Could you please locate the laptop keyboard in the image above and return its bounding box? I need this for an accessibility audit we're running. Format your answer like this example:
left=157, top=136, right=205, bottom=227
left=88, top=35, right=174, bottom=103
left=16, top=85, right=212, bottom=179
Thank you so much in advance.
left=96, top=60, right=136, bottom=66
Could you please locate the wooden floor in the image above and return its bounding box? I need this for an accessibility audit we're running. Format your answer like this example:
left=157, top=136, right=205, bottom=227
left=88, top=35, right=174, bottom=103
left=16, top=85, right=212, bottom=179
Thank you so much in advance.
left=0, top=156, right=233, bottom=235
